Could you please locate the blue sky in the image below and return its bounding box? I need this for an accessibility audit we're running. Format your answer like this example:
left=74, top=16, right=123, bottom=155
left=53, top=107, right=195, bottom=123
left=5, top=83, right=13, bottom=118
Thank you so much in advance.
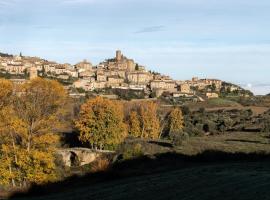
left=1, top=0, right=270, bottom=94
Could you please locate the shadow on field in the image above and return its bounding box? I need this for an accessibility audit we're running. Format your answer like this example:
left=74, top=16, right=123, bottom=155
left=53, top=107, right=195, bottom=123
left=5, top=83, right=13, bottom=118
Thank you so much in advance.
left=225, top=139, right=269, bottom=144
left=9, top=150, right=270, bottom=199
left=148, top=140, right=173, bottom=148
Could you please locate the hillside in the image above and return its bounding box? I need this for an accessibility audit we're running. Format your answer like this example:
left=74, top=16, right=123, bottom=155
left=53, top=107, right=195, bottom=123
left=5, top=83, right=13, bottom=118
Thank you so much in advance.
left=11, top=161, right=270, bottom=200
left=10, top=133, right=270, bottom=200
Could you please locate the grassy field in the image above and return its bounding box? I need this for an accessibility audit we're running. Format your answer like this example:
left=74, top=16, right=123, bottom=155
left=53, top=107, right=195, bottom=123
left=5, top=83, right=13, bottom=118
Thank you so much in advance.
left=187, top=98, right=242, bottom=111
left=178, top=132, right=270, bottom=155
left=11, top=161, right=270, bottom=200
left=9, top=132, right=270, bottom=200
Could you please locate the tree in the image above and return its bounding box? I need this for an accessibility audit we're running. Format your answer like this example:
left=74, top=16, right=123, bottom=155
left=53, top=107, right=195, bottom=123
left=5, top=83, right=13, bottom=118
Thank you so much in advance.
left=75, top=97, right=127, bottom=150
left=168, top=107, right=184, bottom=134
left=0, top=78, right=68, bottom=187
left=0, top=78, right=13, bottom=108
left=211, top=83, right=217, bottom=91
left=139, top=102, right=160, bottom=139
left=128, top=111, right=141, bottom=137
left=14, top=78, right=68, bottom=152
left=128, top=101, right=160, bottom=139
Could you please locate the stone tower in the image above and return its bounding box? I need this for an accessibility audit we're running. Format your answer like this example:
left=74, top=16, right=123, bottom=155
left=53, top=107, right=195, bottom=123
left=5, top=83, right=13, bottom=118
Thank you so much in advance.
left=116, top=50, right=122, bottom=61
left=127, top=59, right=136, bottom=72
left=29, top=66, right=38, bottom=80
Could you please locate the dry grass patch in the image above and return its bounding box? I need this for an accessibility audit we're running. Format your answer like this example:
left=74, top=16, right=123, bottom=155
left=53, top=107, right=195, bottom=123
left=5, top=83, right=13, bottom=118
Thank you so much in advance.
left=177, top=132, right=270, bottom=155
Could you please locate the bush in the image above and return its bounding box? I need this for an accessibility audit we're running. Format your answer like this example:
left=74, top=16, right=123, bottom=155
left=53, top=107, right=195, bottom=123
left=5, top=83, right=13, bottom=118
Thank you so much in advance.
left=183, top=122, right=205, bottom=137
left=122, top=143, right=143, bottom=160
left=181, top=106, right=190, bottom=115
left=91, top=158, right=110, bottom=173
left=262, top=120, right=270, bottom=133
left=195, top=123, right=204, bottom=131
left=169, top=130, right=189, bottom=147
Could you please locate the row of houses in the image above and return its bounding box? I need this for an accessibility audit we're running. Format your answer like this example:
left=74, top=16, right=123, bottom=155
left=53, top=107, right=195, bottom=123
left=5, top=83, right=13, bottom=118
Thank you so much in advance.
left=0, top=51, right=225, bottom=99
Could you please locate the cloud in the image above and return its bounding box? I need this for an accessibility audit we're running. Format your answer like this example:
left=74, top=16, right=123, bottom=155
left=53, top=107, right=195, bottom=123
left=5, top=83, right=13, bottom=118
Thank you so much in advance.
left=61, top=0, right=97, bottom=4
left=134, top=25, right=165, bottom=34
left=0, top=0, right=14, bottom=7
left=33, top=25, right=55, bottom=30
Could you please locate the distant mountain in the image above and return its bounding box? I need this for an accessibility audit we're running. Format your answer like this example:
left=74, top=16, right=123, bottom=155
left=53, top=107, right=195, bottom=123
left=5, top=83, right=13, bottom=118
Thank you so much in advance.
left=0, top=52, right=13, bottom=57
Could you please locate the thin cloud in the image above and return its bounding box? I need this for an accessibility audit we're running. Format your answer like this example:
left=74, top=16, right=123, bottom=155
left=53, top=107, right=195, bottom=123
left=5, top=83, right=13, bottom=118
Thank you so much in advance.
left=61, top=0, right=97, bottom=4
left=0, top=0, right=15, bottom=7
left=134, top=25, right=165, bottom=34
left=34, top=25, right=55, bottom=30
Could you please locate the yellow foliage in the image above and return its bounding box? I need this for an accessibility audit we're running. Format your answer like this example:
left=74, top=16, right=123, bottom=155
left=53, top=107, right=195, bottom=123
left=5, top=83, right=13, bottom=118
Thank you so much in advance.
left=75, top=96, right=127, bottom=149
left=0, top=78, right=68, bottom=187
left=128, top=101, right=160, bottom=139
left=168, top=107, right=184, bottom=133
left=128, top=111, right=141, bottom=137
left=0, top=78, right=13, bottom=108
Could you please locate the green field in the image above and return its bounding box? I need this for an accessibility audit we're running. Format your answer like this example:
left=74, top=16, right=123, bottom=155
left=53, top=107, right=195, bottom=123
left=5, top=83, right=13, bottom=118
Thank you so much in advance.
left=10, top=132, right=270, bottom=200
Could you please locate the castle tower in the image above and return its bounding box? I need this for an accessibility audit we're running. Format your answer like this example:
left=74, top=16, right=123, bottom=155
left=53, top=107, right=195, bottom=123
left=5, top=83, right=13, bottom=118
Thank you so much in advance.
left=116, top=50, right=122, bottom=61
left=29, top=66, right=38, bottom=80
left=127, top=59, right=136, bottom=72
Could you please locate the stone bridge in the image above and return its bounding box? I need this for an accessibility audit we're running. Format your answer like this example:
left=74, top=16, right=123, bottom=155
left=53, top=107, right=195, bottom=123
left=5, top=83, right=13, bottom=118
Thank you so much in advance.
left=57, top=148, right=115, bottom=167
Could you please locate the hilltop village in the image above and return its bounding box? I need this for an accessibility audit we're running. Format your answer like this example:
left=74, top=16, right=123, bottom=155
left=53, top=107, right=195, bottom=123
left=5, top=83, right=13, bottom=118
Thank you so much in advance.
left=0, top=50, right=247, bottom=100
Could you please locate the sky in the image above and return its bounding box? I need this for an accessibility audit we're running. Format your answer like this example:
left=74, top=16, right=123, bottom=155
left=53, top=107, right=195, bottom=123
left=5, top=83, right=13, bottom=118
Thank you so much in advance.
left=0, top=0, right=270, bottom=95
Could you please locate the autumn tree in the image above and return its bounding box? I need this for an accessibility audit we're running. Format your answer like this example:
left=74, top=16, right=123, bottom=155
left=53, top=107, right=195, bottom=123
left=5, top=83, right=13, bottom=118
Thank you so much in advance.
left=0, top=78, right=68, bottom=187
left=168, top=107, right=189, bottom=147
left=75, top=97, right=127, bottom=150
left=128, top=111, right=141, bottom=137
left=0, top=78, right=13, bottom=108
left=128, top=101, right=160, bottom=139
left=168, top=107, right=184, bottom=134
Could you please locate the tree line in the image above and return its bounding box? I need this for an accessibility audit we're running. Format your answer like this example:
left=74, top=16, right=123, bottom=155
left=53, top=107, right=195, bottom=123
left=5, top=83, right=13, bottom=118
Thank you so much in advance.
left=0, top=78, right=184, bottom=188
left=75, top=97, right=184, bottom=150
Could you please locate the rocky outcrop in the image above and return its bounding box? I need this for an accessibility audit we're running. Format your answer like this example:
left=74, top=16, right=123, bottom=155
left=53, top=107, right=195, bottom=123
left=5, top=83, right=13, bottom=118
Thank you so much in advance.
left=57, top=148, right=115, bottom=167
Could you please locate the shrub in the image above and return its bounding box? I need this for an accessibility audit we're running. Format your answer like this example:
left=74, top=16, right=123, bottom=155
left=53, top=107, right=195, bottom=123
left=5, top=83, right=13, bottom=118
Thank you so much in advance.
left=181, top=106, right=190, bottom=115
left=169, top=130, right=189, bottom=146
left=91, top=158, right=110, bottom=173
left=262, top=120, right=270, bottom=133
left=122, top=143, right=143, bottom=160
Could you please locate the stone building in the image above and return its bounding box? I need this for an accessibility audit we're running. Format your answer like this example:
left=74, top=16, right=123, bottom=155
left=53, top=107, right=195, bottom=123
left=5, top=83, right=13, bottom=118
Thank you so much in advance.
left=127, top=72, right=153, bottom=84
left=200, top=79, right=222, bottom=90
left=179, top=83, right=191, bottom=93
left=206, top=92, right=219, bottom=99
left=107, top=76, right=124, bottom=85
left=97, top=73, right=107, bottom=82
left=150, top=80, right=176, bottom=91
left=75, top=59, right=92, bottom=72
left=101, top=50, right=136, bottom=72
left=29, top=66, right=38, bottom=80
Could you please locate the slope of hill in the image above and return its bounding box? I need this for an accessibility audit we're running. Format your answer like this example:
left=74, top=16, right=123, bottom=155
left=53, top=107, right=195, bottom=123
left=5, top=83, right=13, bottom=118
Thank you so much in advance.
left=10, top=132, right=270, bottom=200
left=11, top=156, right=270, bottom=200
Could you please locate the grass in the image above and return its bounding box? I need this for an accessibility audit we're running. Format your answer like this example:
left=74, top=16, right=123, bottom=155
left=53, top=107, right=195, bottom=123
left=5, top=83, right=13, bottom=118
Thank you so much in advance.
left=177, top=132, right=270, bottom=155
left=11, top=162, right=270, bottom=200
left=187, top=98, right=242, bottom=111
left=9, top=132, right=270, bottom=200
left=207, top=98, right=239, bottom=107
